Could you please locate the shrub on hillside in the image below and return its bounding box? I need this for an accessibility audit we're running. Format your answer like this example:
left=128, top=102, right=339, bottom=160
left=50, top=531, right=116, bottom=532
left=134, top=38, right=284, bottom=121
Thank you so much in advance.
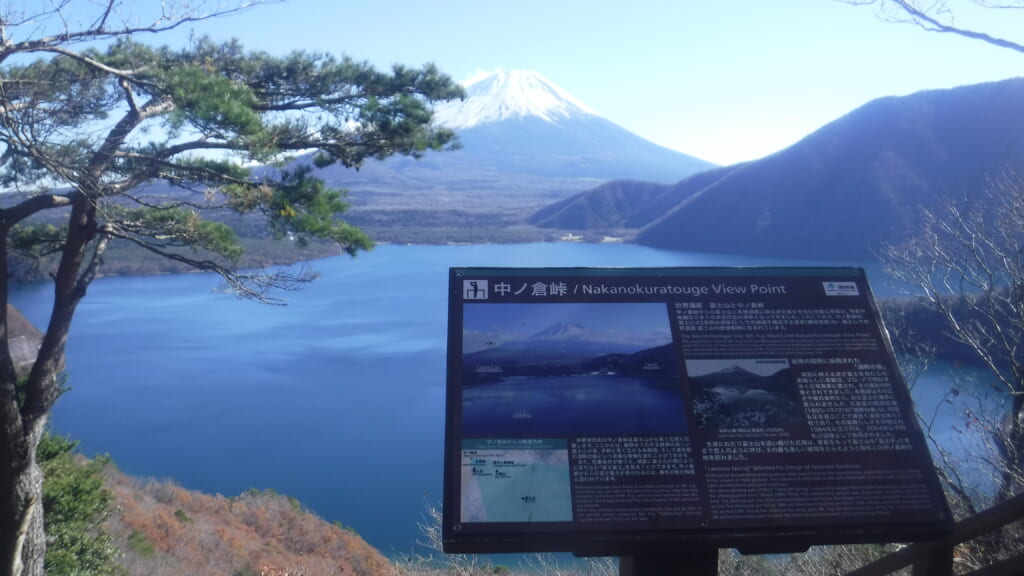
left=38, top=432, right=122, bottom=575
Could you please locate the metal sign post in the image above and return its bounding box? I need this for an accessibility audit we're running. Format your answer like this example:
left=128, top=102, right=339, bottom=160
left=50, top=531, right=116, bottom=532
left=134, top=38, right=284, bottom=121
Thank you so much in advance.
left=619, top=550, right=717, bottom=576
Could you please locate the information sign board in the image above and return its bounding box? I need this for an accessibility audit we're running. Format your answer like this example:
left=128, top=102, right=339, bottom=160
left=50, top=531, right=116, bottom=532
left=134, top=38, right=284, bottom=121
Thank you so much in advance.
left=443, top=267, right=952, bottom=554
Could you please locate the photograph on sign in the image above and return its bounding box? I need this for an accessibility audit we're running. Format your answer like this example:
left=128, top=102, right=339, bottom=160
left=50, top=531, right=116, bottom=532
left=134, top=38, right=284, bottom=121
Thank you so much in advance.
left=461, top=302, right=685, bottom=436
left=686, top=358, right=803, bottom=430
left=443, top=267, right=952, bottom=554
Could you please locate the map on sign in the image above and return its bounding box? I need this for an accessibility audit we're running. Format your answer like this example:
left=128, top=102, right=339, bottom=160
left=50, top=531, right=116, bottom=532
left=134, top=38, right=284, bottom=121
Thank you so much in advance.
left=460, top=439, right=572, bottom=523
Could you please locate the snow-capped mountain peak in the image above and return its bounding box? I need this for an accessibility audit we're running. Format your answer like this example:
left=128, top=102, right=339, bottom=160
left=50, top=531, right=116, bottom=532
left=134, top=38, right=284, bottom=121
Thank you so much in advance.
left=433, top=69, right=598, bottom=129
left=719, top=366, right=758, bottom=377
left=529, top=321, right=588, bottom=340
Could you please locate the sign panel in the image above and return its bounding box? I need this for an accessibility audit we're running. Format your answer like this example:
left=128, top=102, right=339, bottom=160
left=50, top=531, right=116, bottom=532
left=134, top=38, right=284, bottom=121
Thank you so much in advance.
left=443, top=267, right=951, bottom=554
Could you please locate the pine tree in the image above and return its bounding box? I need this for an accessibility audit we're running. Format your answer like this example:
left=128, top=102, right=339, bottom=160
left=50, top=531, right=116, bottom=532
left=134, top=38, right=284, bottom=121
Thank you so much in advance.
left=0, top=2, right=463, bottom=574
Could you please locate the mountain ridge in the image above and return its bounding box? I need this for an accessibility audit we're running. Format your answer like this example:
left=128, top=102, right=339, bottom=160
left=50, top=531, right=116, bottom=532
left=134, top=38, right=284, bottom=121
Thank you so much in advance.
left=531, top=77, right=1024, bottom=259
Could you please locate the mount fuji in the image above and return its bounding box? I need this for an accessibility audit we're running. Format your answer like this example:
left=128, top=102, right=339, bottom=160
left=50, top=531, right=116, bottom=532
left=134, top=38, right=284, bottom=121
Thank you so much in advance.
left=433, top=70, right=597, bottom=129
left=7, top=71, right=715, bottom=256
left=428, top=70, right=713, bottom=182
left=303, top=69, right=714, bottom=243
left=529, top=321, right=589, bottom=341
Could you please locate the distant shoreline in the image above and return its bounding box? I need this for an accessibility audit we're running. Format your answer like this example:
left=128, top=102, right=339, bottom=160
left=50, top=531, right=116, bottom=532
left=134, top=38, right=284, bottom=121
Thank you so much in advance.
left=9, top=227, right=625, bottom=282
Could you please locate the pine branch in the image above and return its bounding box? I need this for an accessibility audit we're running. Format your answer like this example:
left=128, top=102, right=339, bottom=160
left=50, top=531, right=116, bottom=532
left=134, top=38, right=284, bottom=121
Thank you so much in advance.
left=104, top=228, right=313, bottom=304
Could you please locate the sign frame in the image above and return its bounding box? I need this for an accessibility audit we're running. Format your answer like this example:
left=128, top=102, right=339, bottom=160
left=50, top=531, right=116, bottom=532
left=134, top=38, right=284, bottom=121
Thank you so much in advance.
left=442, top=266, right=952, bottom=555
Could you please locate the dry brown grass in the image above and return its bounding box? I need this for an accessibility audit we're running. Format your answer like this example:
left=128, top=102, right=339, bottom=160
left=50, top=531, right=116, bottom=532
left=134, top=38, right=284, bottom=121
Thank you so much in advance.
left=102, top=469, right=396, bottom=576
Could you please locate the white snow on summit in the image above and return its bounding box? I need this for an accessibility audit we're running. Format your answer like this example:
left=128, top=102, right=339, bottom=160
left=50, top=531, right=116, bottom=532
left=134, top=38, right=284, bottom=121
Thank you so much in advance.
left=530, top=321, right=589, bottom=341
left=433, top=69, right=598, bottom=129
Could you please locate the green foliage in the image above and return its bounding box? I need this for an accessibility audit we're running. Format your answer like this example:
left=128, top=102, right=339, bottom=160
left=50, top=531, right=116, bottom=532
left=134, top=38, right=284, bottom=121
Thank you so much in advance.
left=155, top=156, right=255, bottom=189
left=332, top=519, right=358, bottom=535
left=242, top=487, right=277, bottom=497
left=0, top=33, right=463, bottom=291
left=9, top=223, right=69, bottom=280
left=268, top=166, right=372, bottom=254
left=241, top=487, right=304, bottom=514
left=37, top=432, right=76, bottom=462
left=15, top=374, right=70, bottom=410
left=173, top=508, right=192, bottom=523
left=127, top=530, right=155, bottom=558
left=39, top=432, right=122, bottom=575
left=162, top=65, right=263, bottom=137
left=10, top=223, right=67, bottom=255
left=105, top=206, right=244, bottom=262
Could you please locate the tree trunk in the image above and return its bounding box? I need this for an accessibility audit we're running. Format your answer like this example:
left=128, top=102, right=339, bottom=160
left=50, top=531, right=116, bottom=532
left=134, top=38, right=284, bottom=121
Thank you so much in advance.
left=13, top=464, right=44, bottom=576
left=995, top=396, right=1024, bottom=503
left=1, top=424, right=45, bottom=576
left=1, top=195, right=95, bottom=576
left=0, top=224, right=44, bottom=576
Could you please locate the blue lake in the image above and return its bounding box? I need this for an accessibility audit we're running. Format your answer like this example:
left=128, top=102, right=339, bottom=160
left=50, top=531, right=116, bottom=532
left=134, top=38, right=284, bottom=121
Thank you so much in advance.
left=7, top=242, right=926, bottom=555
left=463, top=375, right=688, bottom=436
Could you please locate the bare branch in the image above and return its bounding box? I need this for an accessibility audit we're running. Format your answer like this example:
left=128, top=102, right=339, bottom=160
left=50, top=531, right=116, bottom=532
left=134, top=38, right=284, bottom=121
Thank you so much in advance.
left=16, top=45, right=139, bottom=78
left=842, top=0, right=1024, bottom=53
left=0, top=192, right=74, bottom=228
left=119, top=191, right=228, bottom=211
left=85, top=97, right=174, bottom=189
left=973, top=1, right=1024, bottom=9
left=881, top=171, right=1024, bottom=567
left=105, top=228, right=313, bottom=305
left=1, top=1, right=270, bottom=53
left=91, top=0, right=116, bottom=32
left=76, top=224, right=110, bottom=289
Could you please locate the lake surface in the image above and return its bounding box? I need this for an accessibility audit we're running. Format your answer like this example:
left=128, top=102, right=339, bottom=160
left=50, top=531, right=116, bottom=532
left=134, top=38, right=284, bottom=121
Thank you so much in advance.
left=463, top=375, right=688, bottom=436
left=6, top=242, right=924, bottom=555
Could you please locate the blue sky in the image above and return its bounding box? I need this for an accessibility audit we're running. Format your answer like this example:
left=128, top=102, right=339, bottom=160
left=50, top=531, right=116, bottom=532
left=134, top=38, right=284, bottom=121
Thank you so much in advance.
left=141, top=0, right=1022, bottom=165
